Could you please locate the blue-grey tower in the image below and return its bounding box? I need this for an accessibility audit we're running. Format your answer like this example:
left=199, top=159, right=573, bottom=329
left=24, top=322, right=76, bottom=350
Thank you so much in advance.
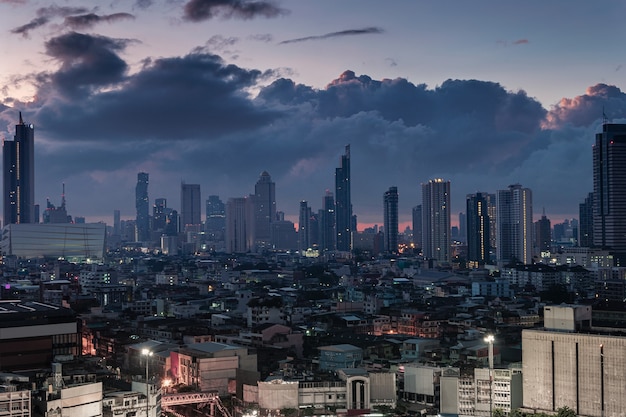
left=335, top=145, right=352, bottom=251
left=3, top=112, right=35, bottom=225
left=135, top=172, right=149, bottom=242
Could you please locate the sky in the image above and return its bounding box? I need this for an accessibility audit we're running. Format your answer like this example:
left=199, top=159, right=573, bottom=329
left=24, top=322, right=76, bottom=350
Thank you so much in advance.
left=2, top=0, right=626, bottom=230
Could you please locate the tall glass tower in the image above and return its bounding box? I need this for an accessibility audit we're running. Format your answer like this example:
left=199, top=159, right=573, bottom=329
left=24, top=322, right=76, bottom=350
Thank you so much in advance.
left=335, top=145, right=352, bottom=251
left=3, top=112, right=35, bottom=225
left=254, top=171, right=276, bottom=248
left=135, top=172, right=149, bottom=242
left=383, top=186, right=399, bottom=253
left=593, top=123, right=626, bottom=263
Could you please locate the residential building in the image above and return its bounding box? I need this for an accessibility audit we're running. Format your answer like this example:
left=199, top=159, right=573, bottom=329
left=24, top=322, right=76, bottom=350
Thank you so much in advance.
left=412, top=204, right=422, bottom=249
left=318, top=344, right=363, bottom=371
left=466, top=192, right=491, bottom=265
left=497, top=184, right=533, bottom=265
left=579, top=192, right=593, bottom=248
left=180, top=183, right=201, bottom=232
left=422, top=179, right=451, bottom=263
left=253, top=171, right=276, bottom=250
left=225, top=197, right=253, bottom=253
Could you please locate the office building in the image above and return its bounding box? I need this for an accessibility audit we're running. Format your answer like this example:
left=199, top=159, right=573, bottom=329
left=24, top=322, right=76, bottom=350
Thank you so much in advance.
left=319, top=191, right=336, bottom=251
left=254, top=171, right=276, bottom=249
left=3, top=113, right=35, bottom=225
left=535, top=210, right=552, bottom=254
left=153, top=198, right=167, bottom=232
left=497, top=184, right=533, bottom=265
left=225, top=197, right=253, bottom=253
left=181, top=183, right=201, bottom=231
left=383, top=186, right=399, bottom=253
left=412, top=205, right=422, bottom=249
left=298, top=201, right=311, bottom=252
left=593, top=123, right=626, bottom=263
left=135, top=172, right=149, bottom=242
left=422, top=179, right=451, bottom=263
left=466, top=192, right=491, bottom=265
left=205, top=195, right=225, bottom=241
left=335, top=145, right=352, bottom=251
left=579, top=192, right=594, bottom=247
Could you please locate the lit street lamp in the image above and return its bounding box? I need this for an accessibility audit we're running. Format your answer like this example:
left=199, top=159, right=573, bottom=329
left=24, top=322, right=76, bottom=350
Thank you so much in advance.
left=484, top=335, right=495, bottom=417
left=142, top=349, right=153, bottom=417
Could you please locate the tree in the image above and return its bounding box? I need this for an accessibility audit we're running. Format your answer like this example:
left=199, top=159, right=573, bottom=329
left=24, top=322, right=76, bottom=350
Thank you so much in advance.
left=556, top=406, right=577, bottom=417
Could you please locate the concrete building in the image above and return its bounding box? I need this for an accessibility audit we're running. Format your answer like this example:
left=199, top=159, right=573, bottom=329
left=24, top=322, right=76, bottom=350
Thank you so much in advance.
left=497, top=184, right=533, bottom=265
left=383, top=186, right=399, bottom=253
left=522, top=305, right=626, bottom=417
left=422, top=179, right=451, bottom=264
left=318, top=344, right=363, bottom=371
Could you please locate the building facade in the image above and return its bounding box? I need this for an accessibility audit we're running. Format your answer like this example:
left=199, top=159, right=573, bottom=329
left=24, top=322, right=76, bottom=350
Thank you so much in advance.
left=253, top=171, right=276, bottom=250
left=466, top=192, right=491, bottom=265
left=180, top=183, right=201, bottom=232
left=135, top=172, right=149, bottom=242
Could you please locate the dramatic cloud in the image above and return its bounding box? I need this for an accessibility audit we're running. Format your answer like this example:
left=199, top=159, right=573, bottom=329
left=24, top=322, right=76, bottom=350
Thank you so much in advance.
left=42, top=32, right=131, bottom=98
left=10, top=16, right=49, bottom=37
left=544, top=83, right=626, bottom=128
left=280, top=27, right=384, bottom=44
left=64, top=13, right=135, bottom=30
left=183, top=0, right=288, bottom=22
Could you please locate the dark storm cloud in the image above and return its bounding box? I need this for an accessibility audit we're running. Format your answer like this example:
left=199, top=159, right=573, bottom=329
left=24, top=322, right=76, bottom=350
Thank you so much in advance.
left=279, top=27, right=384, bottom=45
left=33, top=48, right=280, bottom=144
left=134, top=0, right=154, bottom=9
left=43, top=32, right=130, bottom=98
left=64, top=13, right=135, bottom=30
left=10, top=5, right=90, bottom=36
left=183, top=0, right=288, bottom=22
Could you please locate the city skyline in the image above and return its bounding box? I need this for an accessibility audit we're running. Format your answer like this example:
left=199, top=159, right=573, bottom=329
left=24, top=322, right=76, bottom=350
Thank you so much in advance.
left=2, top=1, right=626, bottom=228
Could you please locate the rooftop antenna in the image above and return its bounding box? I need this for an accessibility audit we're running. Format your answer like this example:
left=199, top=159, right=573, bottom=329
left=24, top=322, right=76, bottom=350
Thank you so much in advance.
left=603, top=106, right=609, bottom=124
left=18, top=112, right=24, bottom=125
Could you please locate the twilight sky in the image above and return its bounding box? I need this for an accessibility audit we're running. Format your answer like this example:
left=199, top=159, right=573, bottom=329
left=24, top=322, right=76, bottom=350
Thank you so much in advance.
left=2, top=0, right=626, bottom=229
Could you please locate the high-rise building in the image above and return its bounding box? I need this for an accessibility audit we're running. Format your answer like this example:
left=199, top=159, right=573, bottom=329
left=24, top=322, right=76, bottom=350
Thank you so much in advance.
left=320, top=191, right=336, bottom=252
left=135, top=172, right=149, bottom=242
left=225, top=197, right=254, bottom=253
left=534, top=210, right=551, bottom=254
left=153, top=198, right=167, bottom=232
left=254, top=171, right=276, bottom=249
left=579, top=192, right=594, bottom=247
left=383, top=186, right=399, bottom=253
left=113, top=209, right=121, bottom=236
left=298, top=201, right=311, bottom=252
left=422, top=179, right=451, bottom=263
left=412, top=205, right=422, bottom=249
left=458, top=212, right=467, bottom=244
left=3, top=112, right=35, bottom=225
left=466, top=192, right=491, bottom=265
left=205, top=195, right=225, bottom=241
left=181, top=183, right=201, bottom=231
left=335, top=145, right=352, bottom=251
left=496, top=184, right=533, bottom=265
left=593, top=123, right=626, bottom=263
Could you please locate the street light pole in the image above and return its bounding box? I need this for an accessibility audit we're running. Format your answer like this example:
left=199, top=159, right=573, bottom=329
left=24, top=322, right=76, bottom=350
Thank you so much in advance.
left=484, top=335, right=495, bottom=417
left=142, top=349, right=153, bottom=417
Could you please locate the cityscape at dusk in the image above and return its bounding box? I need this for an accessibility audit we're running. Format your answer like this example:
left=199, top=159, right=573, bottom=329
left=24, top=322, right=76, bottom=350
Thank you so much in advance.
left=2, top=1, right=626, bottom=227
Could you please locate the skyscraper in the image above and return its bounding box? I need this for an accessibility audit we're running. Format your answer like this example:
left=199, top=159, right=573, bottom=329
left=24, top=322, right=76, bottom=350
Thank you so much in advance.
left=412, top=205, right=422, bottom=249
left=135, top=172, right=149, bottom=242
left=225, top=197, right=254, bottom=253
left=534, top=210, right=551, bottom=254
left=422, top=179, right=451, bottom=263
left=3, top=112, right=35, bottom=225
left=254, top=171, right=276, bottom=249
left=298, top=201, right=311, bottom=252
left=153, top=198, right=167, bottom=232
left=320, top=191, right=336, bottom=252
left=496, top=184, right=533, bottom=265
left=466, top=192, right=491, bottom=265
left=579, top=192, right=593, bottom=247
left=335, top=145, right=352, bottom=251
left=383, top=186, right=399, bottom=253
left=205, top=195, right=225, bottom=241
left=181, top=183, right=201, bottom=231
left=593, top=123, right=626, bottom=262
